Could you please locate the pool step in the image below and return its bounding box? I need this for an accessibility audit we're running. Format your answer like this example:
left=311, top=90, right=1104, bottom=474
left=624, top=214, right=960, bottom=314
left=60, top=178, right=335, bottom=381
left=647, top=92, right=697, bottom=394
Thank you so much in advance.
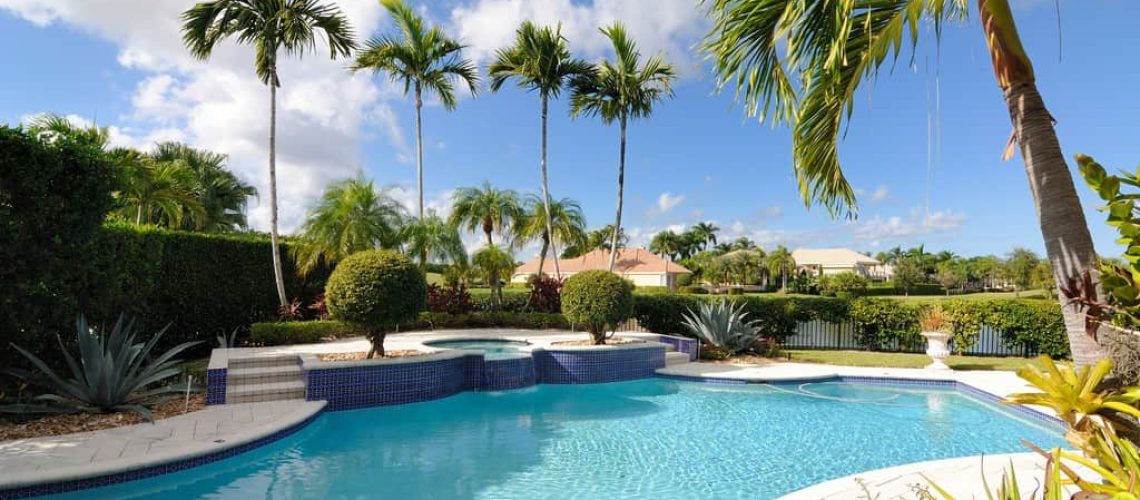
left=228, top=355, right=300, bottom=370
left=227, top=364, right=304, bottom=385
left=665, top=351, right=690, bottom=366
left=225, top=354, right=306, bottom=404
left=226, top=380, right=306, bottom=404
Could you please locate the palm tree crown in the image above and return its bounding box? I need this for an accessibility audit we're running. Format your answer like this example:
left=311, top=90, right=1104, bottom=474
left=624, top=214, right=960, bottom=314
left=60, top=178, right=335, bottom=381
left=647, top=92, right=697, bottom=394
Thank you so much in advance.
left=489, top=21, right=593, bottom=98
left=449, top=182, right=522, bottom=246
left=512, top=195, right=587, bottom=272
left=294, top=177, right=407, bottom=274
left=401, top=211, right=468, bottom=268
left=149, top=142, right=256, bottom=232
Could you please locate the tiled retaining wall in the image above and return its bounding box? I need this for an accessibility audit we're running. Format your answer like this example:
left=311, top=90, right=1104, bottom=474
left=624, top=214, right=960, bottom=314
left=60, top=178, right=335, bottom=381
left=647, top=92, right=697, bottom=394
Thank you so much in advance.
left=304, top=345, right=668, bottom=410
left=206, top=368, right=226, bottom=405
left=652, top=334, right=698, bottom=361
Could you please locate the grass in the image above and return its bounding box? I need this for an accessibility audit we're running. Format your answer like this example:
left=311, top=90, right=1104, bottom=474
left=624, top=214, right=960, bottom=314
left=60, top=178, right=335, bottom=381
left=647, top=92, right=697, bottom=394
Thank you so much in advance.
left=783, top=349, right=1045, bottom=371
left=180, top=357, right=209, bottom=383
left=741, top=290, right=1051, bottom=301
left=426, top=272, right=445, bottom=285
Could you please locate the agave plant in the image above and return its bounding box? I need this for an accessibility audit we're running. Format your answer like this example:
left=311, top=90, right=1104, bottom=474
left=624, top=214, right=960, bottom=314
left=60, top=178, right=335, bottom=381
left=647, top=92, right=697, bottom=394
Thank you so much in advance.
left=680, top=299, right=762, bottom=354
left=10, top=315, right=201, bottom=420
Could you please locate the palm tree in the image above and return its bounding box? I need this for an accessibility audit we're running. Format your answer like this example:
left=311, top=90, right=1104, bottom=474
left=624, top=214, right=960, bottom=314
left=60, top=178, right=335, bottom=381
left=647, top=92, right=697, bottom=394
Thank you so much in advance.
left=182, top=0, right=355, bottom=307
left=690, top=222, right=720, bottom=250
left=765, top=245, right=796, bottom=292
left=26, top=113, right=109, bottom=150
left=562, top=224, right=627, bottom=259
left=353, top=0, right=477, bottom=221
left=150, top=142, right=256, bottom=232
left=472, top=244, right=515, bottom=308
left=649, top=230, right=683, bottom=260
left=401, top=211, right=467, bottom=268
left=450, top=183, right=521, bottom=297
left=111, top=148, right=205, bottom=227
left=570, top=23, right=676, bottom=272
left=512, top=194, right=587, bottom=277
left=703, top=0, right=1103, bottom=364
left=490, top=21, right=593, bottom=278
left=294, top=177, right=406, bottom=274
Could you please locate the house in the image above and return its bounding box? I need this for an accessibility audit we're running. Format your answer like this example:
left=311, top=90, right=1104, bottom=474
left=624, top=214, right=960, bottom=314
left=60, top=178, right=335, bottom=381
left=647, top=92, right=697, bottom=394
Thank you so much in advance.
left=511, top=247, right=692, bottom=289
left=792, top=248, right=884, bottom=280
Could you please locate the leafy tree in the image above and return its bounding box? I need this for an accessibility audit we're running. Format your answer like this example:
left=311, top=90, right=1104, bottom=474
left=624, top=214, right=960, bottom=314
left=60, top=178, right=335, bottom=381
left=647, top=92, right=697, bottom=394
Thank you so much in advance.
left=1033, top=259, right=1056, bottom=299
left=1006, top=247, right=1041, bottom=296
left=562, top=224, right=627, bottom=258
left=112, top=149, right=204, bottom=227
left=353, top=0, right=477, bottom=221
left=702, top=0, right=1104, bottom=364
left=149, top=142, right=256, bottom=232
left=892, top=258, right=924, bottom=296
left=511, top=194, right=586, bottom=276
left=294, top=177, right=406, bottom=274
left=936, top=260, right=967, bottom=295
left=451, top=183, right=520, bottom=296
left=764, top=245, right=796, bottom=291
left=649, top=230, right=685, bottom=260
left=570, top=23, right=675, bottom=272
left=401, top=211, right=467, bottom=269
left=690, top=222, right=720, bottom=250
left=182, top=0, right=355, bottom=307
left=490, top=21, right=592, bottom=277
left=472, top=244, right=515, bottom=308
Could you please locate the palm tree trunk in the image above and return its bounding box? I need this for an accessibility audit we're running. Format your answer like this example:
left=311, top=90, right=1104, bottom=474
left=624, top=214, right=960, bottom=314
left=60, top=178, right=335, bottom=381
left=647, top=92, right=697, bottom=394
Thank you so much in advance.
left=415, top=82, right=424, bottom=220
left=608, top=115, right=627, bottom=272
left=539, top=95, right=560, bottom=278
left=979, top=0, right=1104, bottom=366
left=537, top=233, right=550, bottom=279
left=268, top=82, right=287, bottom=307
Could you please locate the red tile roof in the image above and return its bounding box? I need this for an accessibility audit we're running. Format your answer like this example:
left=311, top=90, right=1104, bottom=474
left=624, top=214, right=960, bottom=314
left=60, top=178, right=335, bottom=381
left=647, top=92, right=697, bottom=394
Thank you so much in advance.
left=514, top=247, right=691, bottom=275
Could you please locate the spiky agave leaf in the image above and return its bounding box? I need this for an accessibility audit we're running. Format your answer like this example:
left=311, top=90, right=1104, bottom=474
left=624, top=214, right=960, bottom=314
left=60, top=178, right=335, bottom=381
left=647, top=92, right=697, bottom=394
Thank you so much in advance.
left=681, top=299, right=762, bottom=354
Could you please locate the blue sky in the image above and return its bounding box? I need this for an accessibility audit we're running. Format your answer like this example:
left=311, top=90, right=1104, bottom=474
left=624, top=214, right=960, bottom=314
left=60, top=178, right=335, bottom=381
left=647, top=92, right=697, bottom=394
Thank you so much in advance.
left=1, top=0, right=1137, bottom=259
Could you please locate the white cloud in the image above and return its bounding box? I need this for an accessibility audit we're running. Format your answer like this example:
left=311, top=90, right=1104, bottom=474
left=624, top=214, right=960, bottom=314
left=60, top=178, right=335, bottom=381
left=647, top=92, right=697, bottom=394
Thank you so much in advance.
left=657, top=192, right=685, bottom=213
left=870, top=185, right=889, bottom=203
left=1, top=0, right=401, bottom=233
left=449, top=0, right=707, bottom=75
left=850, top=209, right=965, bottom=248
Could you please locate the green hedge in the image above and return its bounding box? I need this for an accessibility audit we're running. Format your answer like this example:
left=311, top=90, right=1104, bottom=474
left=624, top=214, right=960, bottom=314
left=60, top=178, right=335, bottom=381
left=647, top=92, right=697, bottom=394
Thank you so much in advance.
left=863, top=283, right=946, bottom=296
left=251, top=320, right=364, bottom=345
left=251, top=312, right=571, bottom=345
left=632, top=294, right=849, bottom=340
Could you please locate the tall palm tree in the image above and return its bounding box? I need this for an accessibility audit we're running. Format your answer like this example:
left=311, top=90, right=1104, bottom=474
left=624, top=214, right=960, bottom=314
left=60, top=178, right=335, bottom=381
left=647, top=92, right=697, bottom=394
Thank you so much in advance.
left=690, top=222, right=720, bottom=250
left=150, top=142, right=256, bottom=232
left=489, top=21, right=593, bottom=277
left=112, top=148, right=205, bottom=227
left=765, top=245, right=796, bottom=292
left=450, top=183, right=521, bottom=297
left=703, top=0, right=1104, bottom=364
left=401, top=211, right=467, bottom=268
left=182, top=0, right=355, bottom=307
left=512, top=194, right=587, bottom=275
left=294, top=177, right=406, bottom=274
left=570, top=23, right=676, bottom=272
left=353, top=0, right=477, bottom=221
left=26, top=113, right=109, bottom=150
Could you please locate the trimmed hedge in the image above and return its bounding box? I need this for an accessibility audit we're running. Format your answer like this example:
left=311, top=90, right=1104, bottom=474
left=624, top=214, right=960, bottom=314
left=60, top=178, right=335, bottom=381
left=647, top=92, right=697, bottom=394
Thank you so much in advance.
left=251, top=320, right=365, bottom=345
left=863, top=283, right=946, bottom=296
left=632, top=294, right=848, bottom=341
left=562, top=271, right=634, bottom=343
left=251, top=312, right=571, bottom=345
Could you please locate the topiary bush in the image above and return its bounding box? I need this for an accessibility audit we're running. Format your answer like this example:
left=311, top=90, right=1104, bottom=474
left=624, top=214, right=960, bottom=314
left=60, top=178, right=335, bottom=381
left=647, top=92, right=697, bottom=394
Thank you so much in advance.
left=326, top=250, right=426, bottom=357
left=561, top=270, right=634, bottom=344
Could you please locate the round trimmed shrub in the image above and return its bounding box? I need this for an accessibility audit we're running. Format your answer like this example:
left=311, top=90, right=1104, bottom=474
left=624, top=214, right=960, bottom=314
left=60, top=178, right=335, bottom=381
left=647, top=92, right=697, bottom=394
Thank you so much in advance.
left=325, top=250, right=426, bottom=357
left=561, top=270, right=633, bottom=344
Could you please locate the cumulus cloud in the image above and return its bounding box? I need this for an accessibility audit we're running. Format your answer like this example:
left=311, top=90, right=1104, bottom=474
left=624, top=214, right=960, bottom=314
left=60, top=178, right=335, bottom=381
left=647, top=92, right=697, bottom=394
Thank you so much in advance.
left=658, top=192, right=685, bottom=213
left=0, top=0, right=403, bottom=232
left=850, top=209, right=965, bottom=248
left=870, top=185, right=889, bottom=203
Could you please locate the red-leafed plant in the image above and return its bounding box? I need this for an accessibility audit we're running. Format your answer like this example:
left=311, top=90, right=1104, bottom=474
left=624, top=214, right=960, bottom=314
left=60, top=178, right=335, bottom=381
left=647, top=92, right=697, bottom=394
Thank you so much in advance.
left=427, top=282, right=474, bottom=314
left=278, top=298, right=306, bottom=321
left=527, top=274, right=563, bottom=313
left=308, top=293, right=328, bottom=320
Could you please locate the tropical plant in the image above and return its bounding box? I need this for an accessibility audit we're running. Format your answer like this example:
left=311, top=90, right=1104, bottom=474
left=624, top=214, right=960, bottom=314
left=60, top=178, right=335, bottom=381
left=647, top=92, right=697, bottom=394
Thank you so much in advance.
left=511, top=194, right=587, bottom=277
left=892, top=257, right=925, bottom=296
left=562, top=224, right=628, bottom=258
left=936, top=260, right=967, bottom=295
left=490, top=21, right=593, bottom=277
left=294, top=177, right=407, bottom=274
left=325, top=250, right=426, bottom=357
left=561, top=270, right=633, bottom=344
left=182, top=0, right=356, bottom=307
left=7, top=315, right=200, bottom=420
left=353, top=0, right=477, bottom=220
left=426, top=282, right=474, bottom=314
left=149, top=142, right=256, bottom=232
left=526, top=274, right=564, bottom=313
left=401, top=211, right=467, bottom=268
left=26, top=113, right=110, bottom=150
left=681, top=299, right=762, bottom=354
left=112, top=148, right=205, bottom=227
left=471, top=244, right=516, bottom=309
left=570, top=22, right=675, bottom=272
left=702, top=0, right=1104, bottom=365
left=690, top=222, right=720, bottom=251
left=764, top=245, right=796, bottom=291
left=818, top=272, right=869, bottom=297
left=450, top=182, right=521, bottom=246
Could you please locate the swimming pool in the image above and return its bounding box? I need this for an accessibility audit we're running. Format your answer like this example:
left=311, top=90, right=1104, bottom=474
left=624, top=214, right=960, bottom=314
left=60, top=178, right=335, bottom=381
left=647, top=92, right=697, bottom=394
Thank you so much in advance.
left=45, top=379, right=1062, bottom=499
left=425, top=338, right=531, bottom=358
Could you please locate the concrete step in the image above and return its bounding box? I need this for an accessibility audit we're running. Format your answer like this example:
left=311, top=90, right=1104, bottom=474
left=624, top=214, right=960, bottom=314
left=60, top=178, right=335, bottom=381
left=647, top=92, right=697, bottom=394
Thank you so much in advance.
left=665, top=351, right=690, bottom=366
left=661, top=343, right=677, bottom=352
left=227, top=364, right=304, bottom=385
left=227, top=355, right=300, bottom=370
left=226, top=380, right=306, bottom=404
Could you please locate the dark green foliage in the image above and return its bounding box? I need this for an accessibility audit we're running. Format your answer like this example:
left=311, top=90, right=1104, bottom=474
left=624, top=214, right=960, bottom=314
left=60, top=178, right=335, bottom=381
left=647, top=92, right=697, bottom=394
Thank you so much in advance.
left=632, top=294, right=848, bottom=340
left=635, top=286, right=673, bottom=294
left=426, top=283, right=474, bottom=314
left=7, top=315, right=199, bottom=420
left=325, top=250, right=426, bottom=356
left=526, top=275, right=563, bottom=313
left=848, top=298, right=923, bottom=351
left=984, top=300, right=1068, bottom=358
left=561, top=270, right=634, bottom=344
left=250, top=320, right=365, bottom=345
left=0, top=126, right=117, bottom=368
left=679, top=285, right=708, bottom=295
left=862, top=283, right=946, bottom=296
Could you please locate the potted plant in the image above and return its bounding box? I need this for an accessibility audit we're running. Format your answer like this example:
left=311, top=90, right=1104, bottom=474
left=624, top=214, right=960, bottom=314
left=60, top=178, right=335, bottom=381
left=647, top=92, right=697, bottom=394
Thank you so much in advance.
left=919, top=307, right=952, bottom=370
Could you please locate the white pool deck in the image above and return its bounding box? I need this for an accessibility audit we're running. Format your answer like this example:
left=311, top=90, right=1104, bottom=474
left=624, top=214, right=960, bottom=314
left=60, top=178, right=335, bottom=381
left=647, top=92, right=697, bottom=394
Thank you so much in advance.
left=0, top=330, right=1072, bottom=497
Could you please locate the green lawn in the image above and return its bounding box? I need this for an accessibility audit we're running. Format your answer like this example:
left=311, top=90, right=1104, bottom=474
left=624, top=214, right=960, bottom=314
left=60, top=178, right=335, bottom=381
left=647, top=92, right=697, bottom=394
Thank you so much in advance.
left=426, top=272, right=445, bottom=285
left=742, top=290, right=1050, bottom=301
left=783, top=349, right=1044, bottom=371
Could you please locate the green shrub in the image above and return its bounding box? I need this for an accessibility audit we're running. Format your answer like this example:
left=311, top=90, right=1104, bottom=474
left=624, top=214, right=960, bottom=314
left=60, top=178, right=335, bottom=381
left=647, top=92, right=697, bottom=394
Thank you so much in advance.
left=681, top=300, right=762, bottom=354
left=632, top=294, right=847, bottom=340
left=561, top=270, right=634, bottom=344
left=326, top=250, right=426, bottom=357
left=863, top=283, right=945, bottom=296
left=675, top=274, right=693, bottom=287
left=818, top=272, right=869, bottom=296
left=848, top=298, right=923, bottom=350
left=727, top=287, right=745, bottom=296
left=679, top=285, right=708, bottom=295
left=635, top=286, right=672, bottom=295
left=938, top=299, right=987, bottom=353
left=986, top=300, right=1067, bottom=358
left=415, top=312, right=569, bottom=330
left=250, top=320, right=364, bottom=346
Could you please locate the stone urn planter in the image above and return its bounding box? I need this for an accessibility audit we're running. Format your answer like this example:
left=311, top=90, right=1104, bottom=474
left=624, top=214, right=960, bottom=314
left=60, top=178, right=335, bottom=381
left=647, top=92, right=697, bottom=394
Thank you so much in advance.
left=921, top=331, right=952, bottom=370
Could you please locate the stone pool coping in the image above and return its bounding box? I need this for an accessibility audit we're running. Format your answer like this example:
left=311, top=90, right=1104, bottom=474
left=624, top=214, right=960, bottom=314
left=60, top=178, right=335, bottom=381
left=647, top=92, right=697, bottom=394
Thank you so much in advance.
left=0, top=399, right=325, bottom=498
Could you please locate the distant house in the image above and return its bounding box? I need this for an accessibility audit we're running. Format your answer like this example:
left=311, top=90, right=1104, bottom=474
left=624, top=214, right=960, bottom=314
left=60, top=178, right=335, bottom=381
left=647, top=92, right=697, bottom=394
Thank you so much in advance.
left=512, top=247, right=691, bottom=289
left=792, top=248, right=885, bottom=280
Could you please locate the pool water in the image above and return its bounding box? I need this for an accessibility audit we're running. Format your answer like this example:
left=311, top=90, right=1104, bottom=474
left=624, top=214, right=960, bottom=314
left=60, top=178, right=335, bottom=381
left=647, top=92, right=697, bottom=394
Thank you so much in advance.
left=50, top=380, right=1063, bottom=499
left=425, top=339, right=531, bottom=358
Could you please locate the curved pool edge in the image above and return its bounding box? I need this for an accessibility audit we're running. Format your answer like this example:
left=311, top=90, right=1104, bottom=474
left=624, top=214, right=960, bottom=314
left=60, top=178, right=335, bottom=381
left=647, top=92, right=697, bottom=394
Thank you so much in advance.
left=0, top=400, right=326, bottom=499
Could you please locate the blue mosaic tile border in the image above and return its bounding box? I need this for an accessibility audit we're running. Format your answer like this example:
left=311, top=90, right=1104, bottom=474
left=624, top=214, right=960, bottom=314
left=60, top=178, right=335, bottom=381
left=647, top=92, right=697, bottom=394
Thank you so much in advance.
left=306, top=356, right=467, bottom=411
left=480, top=356, right=537, bottom=391
left=655, top=373, right=747, bottom=385
left=654, top=335, right=698, bottom=361
left=535, top=346, right=667, bottom=384
left=206, top=368, right=226, bottom=405
left=0, top=405, right=325, bottom=499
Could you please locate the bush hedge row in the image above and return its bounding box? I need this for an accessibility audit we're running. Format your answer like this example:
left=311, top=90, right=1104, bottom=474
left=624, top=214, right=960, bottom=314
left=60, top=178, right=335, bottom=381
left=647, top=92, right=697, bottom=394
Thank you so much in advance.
left=251, top=312, right=571, bottom=345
